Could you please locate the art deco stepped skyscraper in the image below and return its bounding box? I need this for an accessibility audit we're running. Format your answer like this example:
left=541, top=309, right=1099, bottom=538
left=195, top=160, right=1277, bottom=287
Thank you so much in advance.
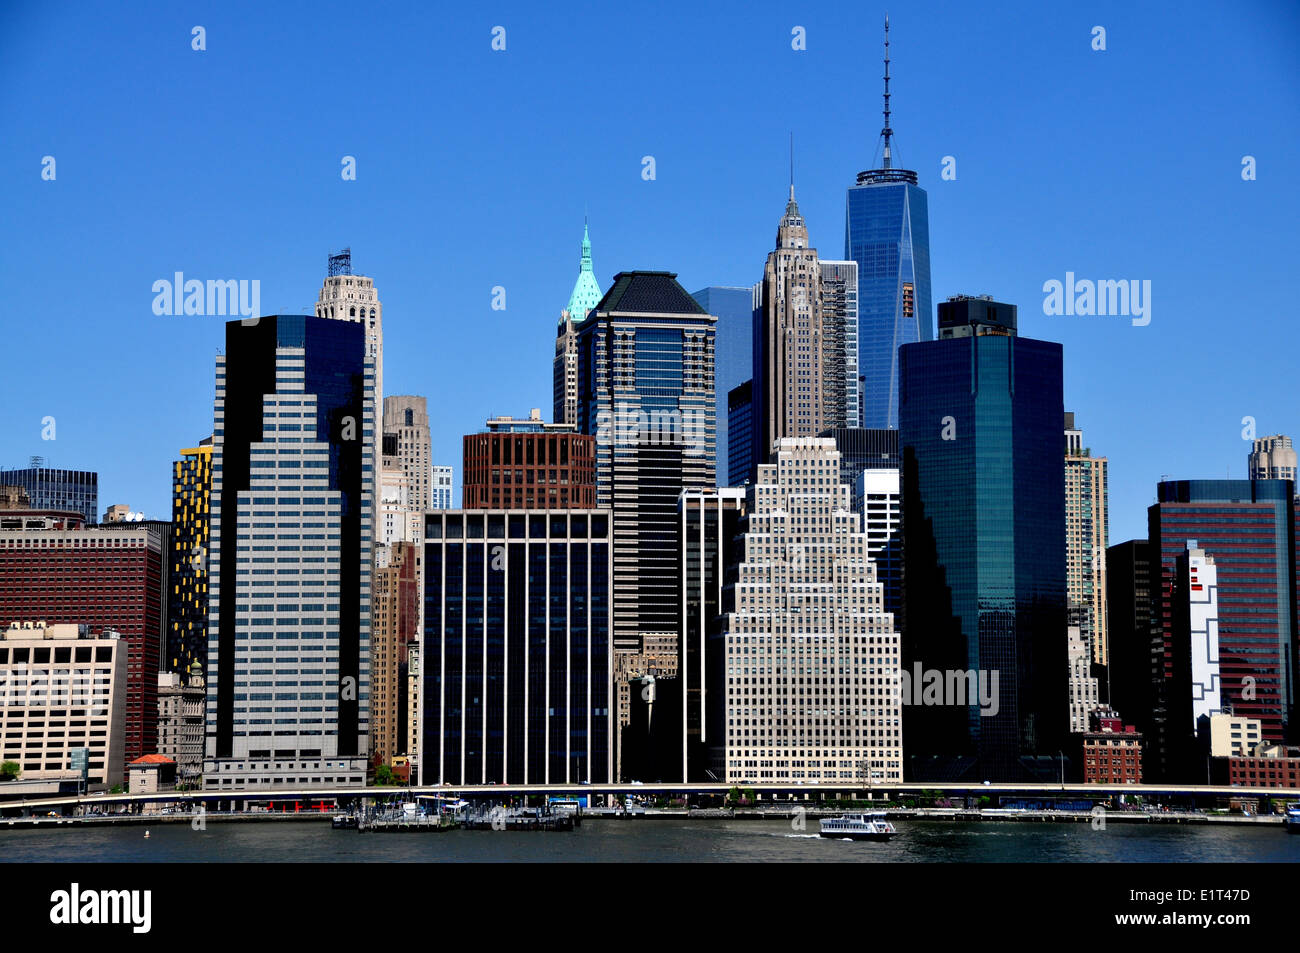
left=722, top=438, right=902, bottom=784
left=846, top=17, right=932, bottom=429
left=758, top=185, right=823, bottom=454
left=204, top=316, right=373, bottom=789
left=554, top=222, right=603, bottom=426
left=756, top=184, right=859, bottom=464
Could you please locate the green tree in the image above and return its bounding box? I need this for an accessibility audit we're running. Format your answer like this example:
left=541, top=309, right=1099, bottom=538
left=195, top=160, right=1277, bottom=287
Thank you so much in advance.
left=373, top=764, right=394, bottom=786
left=0, top=760, right=19, bottom=781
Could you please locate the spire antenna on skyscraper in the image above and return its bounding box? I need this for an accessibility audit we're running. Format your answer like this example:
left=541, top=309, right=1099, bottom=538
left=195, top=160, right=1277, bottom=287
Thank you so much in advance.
left=882, top=14, right=893, bottom=170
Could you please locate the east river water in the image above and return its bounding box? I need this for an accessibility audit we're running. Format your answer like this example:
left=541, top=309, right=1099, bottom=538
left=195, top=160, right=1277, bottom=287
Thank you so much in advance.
left=3, top=817, right=1299, bottom=862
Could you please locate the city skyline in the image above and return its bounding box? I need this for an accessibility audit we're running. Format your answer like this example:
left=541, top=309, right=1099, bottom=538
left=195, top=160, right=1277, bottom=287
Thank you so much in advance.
left=3, top=1, right=1297, bottom=547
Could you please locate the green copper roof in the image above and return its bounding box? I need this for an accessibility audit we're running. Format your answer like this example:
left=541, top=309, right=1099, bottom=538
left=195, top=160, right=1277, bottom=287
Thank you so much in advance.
left=562, top=222, right=602, bottom=325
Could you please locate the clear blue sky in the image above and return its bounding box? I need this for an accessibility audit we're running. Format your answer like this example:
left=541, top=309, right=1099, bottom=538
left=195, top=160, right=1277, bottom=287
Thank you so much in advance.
left=2, top=0, right=1297, bottom=542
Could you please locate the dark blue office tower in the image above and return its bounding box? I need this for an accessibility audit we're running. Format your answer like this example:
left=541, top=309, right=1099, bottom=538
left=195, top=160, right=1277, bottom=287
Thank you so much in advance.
left=899, top=296, right=1067, bottom=782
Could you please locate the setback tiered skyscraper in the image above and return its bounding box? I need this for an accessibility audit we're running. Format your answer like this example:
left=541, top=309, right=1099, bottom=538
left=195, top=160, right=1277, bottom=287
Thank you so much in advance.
left=204, top=315, right=373, bottom=789
left=554, top=223, right=603, bottom=427
left=846, top=18, right=932, bottom=429
left=900, top=295, right=1067, bottom=782
left=755, top=187, right=859, bottom=464
left=722, top=438, right=902, bottom=784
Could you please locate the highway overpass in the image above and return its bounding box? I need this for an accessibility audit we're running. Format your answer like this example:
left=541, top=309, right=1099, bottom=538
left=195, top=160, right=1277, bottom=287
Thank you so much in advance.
left=3, top=781, right=1296, bottom=814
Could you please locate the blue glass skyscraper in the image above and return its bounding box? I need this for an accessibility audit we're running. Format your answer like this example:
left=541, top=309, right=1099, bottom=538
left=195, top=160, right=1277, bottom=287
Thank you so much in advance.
left=692, top=285, right=757, bottom=487
left=846, top=18, right=933, bottom=430
left=900, top=296, right=1067, bottom=782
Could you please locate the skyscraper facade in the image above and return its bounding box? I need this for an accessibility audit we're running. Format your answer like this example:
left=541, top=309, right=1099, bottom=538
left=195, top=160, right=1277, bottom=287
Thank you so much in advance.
left=854, top=465, right=902, bottom=619
left=554, top=224, right=602, bottom=427
left=168, top=439, right=212, bottom=674
left=727, top=380, right=754, bottom=487
left=755, top=188, right=857, bottom=457
left=431, top=466, right=453, bottom=510
left=678, top=486, right=746, bottom=781
left=382, top=396, right=433, bottom=512
left=1106, top=539, right=1154, bottom=736
left=1147, top=479, right=1298, bottom=777
left=1065, top=413, right=1109, bottom=666
left=204, top=315, right=373, bottom=790
left=420, top=510, right=612, bottom=785
left=371, top=539, right=419, bottom=766
left=899, top=295, right=1067, bottom=781
left=819, top=260, right=860, bottom=431
left=692, top=285, right=758, bottom=488
left=819, top=426, right=898, bottom=492
left=722, top=438, right=902, bottom=784
left=316, top=249, right=383, bottom=447
left=0, top=466, right=98, bottom=525
left=845, top=19, right=932, bottom=429
left=576, top=271, right=717, bottom=658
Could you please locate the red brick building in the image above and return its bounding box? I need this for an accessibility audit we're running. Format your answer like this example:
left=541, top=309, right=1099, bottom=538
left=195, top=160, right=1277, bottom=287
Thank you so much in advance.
left=1228, top=746, right=1300, bottom=788
left=0, top=511, right=168, bottom=772
left=462, top=412, right=596, bottom=509
left=1080, top=710, right=1143, bottom=783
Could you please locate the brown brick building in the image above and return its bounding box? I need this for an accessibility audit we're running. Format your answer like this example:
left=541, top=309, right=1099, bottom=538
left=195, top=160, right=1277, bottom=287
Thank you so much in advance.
left=462, top=411, right=596, bottom=509
left=1079, top=710, right=1143, bottom=784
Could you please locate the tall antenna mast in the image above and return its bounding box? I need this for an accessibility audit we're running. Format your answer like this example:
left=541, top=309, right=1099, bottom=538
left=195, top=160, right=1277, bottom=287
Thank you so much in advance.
left=882, top=14, right=893, bottom=170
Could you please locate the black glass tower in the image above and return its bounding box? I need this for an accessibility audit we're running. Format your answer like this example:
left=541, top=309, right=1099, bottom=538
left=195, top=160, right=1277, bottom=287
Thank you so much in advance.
left=421, top=510, right=612, bottom=785
left=899, top=296, right=1067, bottom=782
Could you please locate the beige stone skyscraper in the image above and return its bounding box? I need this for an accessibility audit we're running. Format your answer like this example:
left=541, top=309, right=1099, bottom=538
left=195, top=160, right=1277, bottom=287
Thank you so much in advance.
left=383, top=395, right=433, bottom=512
left=1065, top=413, right=1108, bottom=666
left=317, top=248, right=383, bottom=442
left=1249, top=434, right=1297, bottom=481
left=371, top=395, right=432, bottom=765
left=758, top=187, right=824, bottom=456
left=723, top=437, right=902, bottom=784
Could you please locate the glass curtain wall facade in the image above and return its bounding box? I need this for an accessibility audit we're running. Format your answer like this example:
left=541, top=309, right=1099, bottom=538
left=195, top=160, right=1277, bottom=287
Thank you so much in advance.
left=692, top=286, right=757, bottom=488
left=421, top=510, right=612, bottom=785
left=846, top=177, right=932, bottom=429
left=0, top=468, right=99, bottom=525
left=899, top=302, right=1066, bottom=781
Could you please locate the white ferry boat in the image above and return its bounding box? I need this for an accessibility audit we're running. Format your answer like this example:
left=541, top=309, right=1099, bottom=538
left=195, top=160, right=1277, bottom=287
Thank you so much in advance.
left=819, top=811, right=896, bottom=841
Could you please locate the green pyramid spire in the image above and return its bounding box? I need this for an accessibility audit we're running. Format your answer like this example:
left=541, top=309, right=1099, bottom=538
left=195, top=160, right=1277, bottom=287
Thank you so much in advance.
left=562, top=220, right=602, bottom=325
